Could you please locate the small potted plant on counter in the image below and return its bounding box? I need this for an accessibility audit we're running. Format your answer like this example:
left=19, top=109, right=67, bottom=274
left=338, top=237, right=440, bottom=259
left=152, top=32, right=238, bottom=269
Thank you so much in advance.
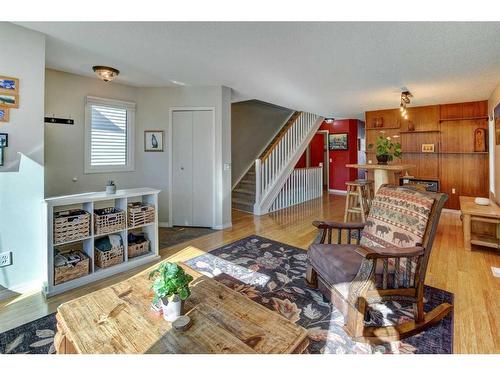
left=149, top=262, right=193, bottom=321
left=368, top=135, right=402, bottom=165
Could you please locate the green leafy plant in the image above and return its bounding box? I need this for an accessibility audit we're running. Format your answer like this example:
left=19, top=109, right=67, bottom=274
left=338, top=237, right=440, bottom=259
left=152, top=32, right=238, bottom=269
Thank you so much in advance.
left=148, top=262, right=193, bottom=304
left=368, top=135, right=402, bottom=162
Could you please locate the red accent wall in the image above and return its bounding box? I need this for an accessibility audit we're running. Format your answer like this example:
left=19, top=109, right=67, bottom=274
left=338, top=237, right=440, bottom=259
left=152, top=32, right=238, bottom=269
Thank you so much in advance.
left=319, top=119, right=360, bottom=191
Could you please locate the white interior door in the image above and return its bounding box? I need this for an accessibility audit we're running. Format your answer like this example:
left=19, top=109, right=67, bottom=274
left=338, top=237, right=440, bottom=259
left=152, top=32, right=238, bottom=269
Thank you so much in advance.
left=192, top=110, right=214, bottom=227
left=172, top=111, right=194, bottom=226
left=172, top=109, right=214, bottom=227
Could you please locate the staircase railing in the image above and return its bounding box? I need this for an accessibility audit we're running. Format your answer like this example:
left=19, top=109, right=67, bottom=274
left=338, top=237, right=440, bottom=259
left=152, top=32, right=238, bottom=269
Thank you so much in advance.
left=254, top=112, right=323, bottom=215
left=269, top=164, right=324, bottom=213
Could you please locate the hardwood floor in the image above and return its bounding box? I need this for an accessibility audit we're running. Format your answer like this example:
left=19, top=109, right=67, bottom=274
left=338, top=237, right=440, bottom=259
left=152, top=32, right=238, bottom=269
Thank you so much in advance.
left=1, top=193, right=499, bottom=353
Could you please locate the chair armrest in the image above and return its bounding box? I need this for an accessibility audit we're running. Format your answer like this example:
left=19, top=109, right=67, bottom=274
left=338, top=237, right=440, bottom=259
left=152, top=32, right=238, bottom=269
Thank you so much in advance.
left=354, top=245, right=425, bottom=259
left=312, top=221, right=366, bottom=230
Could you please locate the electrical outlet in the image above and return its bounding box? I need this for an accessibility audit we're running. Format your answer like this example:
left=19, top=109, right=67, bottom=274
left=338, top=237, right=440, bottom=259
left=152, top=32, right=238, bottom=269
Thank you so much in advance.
left=0, top=251, right=12, bottom=267
left=452, top=188, right=456, bottom=194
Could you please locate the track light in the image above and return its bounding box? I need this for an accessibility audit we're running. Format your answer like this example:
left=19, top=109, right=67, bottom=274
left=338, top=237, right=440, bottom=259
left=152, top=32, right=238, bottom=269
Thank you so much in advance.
left=400, top=91, right=412, bottom=118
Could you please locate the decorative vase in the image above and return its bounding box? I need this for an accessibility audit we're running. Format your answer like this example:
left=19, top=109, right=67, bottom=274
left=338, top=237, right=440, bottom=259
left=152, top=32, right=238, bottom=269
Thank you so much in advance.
left=161, top=295, right=183, bottom=322
left=376, top=154, right=389, bottom=165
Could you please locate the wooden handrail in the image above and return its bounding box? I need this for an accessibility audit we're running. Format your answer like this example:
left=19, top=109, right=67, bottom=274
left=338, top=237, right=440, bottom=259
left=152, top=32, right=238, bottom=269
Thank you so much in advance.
left=259, top=111, right=302, bottom=161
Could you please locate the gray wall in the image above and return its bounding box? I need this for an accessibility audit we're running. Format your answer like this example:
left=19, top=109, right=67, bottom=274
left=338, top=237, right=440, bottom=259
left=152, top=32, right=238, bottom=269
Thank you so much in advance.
left=45, top=70, right=232, bottom=227
left=0, top=23, right=45, bottom=296
left=231, top=100, right=293, bottom=186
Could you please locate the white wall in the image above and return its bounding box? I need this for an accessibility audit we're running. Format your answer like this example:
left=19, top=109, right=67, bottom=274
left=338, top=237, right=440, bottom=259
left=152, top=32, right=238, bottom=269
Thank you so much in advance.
left=45, top=69, right=139, bottom=197
left=0, top=23, right=45, bottom=170
left=135, top=85, right=232, bottom=228
left=488, top=83, right=500, bottom=203
left=231, top=101, right=293, bottom=186
left=45, top=69, right=232, bottom=227
left=0, top=23, right=45, bottom=297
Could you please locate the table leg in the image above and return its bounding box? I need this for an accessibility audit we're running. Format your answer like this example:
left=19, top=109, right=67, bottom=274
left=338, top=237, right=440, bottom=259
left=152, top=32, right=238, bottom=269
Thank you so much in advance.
left=463, top=214, right=471, bottom=251
left=373, top=169, right=390, bottom=193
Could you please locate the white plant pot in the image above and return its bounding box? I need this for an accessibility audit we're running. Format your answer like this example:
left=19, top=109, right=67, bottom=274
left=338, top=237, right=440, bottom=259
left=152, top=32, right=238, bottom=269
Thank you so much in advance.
left=106, top=185, right=116, bottom=194
left=161, top=295, right=182, bottom=322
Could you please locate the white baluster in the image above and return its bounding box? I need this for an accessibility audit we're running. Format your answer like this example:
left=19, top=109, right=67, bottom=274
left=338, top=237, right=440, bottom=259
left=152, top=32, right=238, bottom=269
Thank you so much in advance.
left=255, top=159, right=261, bottom=205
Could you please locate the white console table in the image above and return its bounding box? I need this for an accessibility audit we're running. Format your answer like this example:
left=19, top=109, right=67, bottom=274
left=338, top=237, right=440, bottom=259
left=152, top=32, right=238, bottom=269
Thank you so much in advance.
left=44, top=188, right=161, bottom=297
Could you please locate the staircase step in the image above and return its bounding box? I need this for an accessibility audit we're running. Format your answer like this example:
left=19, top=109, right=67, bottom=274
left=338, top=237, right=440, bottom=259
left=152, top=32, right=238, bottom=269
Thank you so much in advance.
left=239, top=179, right=256, bottom=187
left=232, top=199, right=254, bottom=213
left=233, top=188, right=255, bottom=196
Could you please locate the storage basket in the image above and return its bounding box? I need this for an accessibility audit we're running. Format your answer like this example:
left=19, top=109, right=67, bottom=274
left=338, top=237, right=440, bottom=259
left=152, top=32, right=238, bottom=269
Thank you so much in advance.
left=127, top=202, right=155, bottom=227
left=128, top=239, right=150, bottom=259
left=95, top=244, right=124, bottom=269
left=54, top=244, right=89, bottom=285
left=94, top=207, right=126, bottom=235
left=53, top=209, right=91, bottom=244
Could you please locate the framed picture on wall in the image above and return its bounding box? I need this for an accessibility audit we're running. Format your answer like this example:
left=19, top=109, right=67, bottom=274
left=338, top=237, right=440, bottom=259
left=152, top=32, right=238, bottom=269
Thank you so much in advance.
left=0, top=107, right=9, bottom=122
left=0, top=133, right=8, bottom=147
left=329, top=133, right=348, bottom=150
left=0, top=76, right=19, bottom=95
left=144, top=130, right=164, bottom=152
left=0, top=93, right=19, bottom=108
left=495, top=103, right=500, bottom=146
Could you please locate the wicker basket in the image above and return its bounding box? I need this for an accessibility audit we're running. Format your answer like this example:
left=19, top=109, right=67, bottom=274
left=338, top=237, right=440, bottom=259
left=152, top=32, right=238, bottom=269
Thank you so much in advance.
left=54, top=245, right=90, bottom=285
left=94, top=207, right=126, bottom=235
left=53, top=209, right=91, bottom=244
left=95, top=245, right=124, bottom=269
left=128, top=239, right=150, bottom=259
left=128, top=203, right=155, bottom=227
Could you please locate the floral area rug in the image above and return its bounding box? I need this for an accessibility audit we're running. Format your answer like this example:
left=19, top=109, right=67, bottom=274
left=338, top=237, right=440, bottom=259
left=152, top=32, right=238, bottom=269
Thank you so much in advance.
left=0, top=235, right=453, bottom=354
left=185, top=235, right=454, bottom=354
left=0, top=313, right=57, bottom=354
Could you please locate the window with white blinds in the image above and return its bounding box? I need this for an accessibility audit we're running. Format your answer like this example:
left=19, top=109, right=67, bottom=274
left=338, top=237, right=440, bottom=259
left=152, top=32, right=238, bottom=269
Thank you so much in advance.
left=85, top=97, right=135, bottom=173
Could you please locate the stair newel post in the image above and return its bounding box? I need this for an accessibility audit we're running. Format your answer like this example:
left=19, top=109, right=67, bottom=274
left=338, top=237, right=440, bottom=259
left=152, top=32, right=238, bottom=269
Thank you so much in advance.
left=255, top=158, right=262, bottom=206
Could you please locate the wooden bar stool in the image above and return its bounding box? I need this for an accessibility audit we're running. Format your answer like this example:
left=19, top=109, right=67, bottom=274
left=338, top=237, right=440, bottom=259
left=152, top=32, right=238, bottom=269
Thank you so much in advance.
left=355, top=179, right=374, bottom=208
left=343, top=180, right=373, bottom=223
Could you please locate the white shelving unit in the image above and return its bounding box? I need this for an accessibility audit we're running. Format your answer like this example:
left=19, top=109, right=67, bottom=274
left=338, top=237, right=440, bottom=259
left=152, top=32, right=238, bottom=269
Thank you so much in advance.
left=44, top=188, right=161, bottom=297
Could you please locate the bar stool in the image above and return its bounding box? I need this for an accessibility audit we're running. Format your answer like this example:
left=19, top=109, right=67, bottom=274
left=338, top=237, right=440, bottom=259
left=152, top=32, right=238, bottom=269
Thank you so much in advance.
left=355, top=179, right=374, bottom=208
left=343, top=180, right=374, bottom=223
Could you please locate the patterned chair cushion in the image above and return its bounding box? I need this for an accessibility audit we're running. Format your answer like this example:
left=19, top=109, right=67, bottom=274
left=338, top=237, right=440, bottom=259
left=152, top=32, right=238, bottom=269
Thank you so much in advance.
left=360, top=185, right=435, bottom=277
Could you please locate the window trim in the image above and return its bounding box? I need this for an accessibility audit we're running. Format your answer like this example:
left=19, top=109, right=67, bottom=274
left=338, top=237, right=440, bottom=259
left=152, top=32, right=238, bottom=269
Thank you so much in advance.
left=84, top=96, right=136, bottom=174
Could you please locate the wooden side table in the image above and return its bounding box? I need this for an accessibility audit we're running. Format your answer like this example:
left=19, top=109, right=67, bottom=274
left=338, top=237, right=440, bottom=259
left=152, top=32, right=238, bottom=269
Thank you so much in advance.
left=459, top=196, right=500, bottom=251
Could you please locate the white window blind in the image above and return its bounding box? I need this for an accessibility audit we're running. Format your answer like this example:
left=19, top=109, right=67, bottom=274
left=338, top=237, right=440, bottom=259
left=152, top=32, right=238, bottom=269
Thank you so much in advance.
left=90, top=105, right=127, bottom=166
left=85, top=96, right=135, bottom=173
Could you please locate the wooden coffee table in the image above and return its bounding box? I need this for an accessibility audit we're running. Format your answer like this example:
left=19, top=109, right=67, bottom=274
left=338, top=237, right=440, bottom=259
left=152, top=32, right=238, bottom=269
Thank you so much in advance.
left=54, top=260, right=309, bottom=354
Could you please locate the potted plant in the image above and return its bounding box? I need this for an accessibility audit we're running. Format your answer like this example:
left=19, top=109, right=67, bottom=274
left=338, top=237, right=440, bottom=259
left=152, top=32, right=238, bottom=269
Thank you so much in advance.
left=148, top=262, right=193, bottom=321
left=368, top=135, right=402, bottom=165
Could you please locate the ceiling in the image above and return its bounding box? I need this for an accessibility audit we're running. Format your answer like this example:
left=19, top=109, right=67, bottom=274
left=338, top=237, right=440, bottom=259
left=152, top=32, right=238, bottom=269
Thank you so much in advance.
left=17, top=22, right=500, bottom=119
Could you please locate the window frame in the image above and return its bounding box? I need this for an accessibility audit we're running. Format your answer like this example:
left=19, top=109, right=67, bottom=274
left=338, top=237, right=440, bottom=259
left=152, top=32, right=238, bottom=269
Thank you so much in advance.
left=84, top=96, right=136, bottom=174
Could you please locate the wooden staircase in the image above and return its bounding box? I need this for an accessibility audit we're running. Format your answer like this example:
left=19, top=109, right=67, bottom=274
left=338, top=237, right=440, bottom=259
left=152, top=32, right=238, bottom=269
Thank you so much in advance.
left=232, top=163, right=256, bottom=212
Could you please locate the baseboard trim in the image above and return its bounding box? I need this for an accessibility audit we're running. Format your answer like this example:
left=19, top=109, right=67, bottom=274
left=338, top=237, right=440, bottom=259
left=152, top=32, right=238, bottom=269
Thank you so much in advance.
left=328, top=189, right=347, bottom=196
left=0, top=280, right=41, bottom=301
left=442, top=208, right=460, bottom=215
left=159, top=221, right=171, bottom=228
left=213, top=222, right=232, bottom=230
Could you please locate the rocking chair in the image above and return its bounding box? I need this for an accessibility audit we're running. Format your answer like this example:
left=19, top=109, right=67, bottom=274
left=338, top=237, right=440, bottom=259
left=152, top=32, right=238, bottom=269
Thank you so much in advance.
left=305, top=184, right=452, bottom=344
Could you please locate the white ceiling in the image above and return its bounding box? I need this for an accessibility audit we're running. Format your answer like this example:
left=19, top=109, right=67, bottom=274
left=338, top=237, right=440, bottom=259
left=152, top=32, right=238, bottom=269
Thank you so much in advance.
left=17, top=22, right=500, bottom=119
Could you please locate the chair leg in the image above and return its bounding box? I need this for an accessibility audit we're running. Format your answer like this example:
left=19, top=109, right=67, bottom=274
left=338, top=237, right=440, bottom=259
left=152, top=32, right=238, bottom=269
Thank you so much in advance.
left=305, top=264, right=318, bottom=288
left=414, top=299, right=425, bottom=323
left=344, top=297, right=368, bottom=339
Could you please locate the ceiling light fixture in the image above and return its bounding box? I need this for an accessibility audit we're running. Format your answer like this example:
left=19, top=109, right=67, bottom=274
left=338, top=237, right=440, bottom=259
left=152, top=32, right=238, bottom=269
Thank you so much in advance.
left=325, top=118, right=335, bottom=124
left=92, top=66, right=120, bottom=82
left=400, top=90, right=412, bottom=119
